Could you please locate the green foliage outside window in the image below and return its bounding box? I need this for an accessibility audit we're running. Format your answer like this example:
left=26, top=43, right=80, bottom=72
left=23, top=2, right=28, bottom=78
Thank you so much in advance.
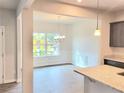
left=33, top=33, right=59, bottom=57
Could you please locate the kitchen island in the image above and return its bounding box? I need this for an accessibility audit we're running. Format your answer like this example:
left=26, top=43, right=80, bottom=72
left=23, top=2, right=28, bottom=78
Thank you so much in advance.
left=75, top=65, right=124, bottom=93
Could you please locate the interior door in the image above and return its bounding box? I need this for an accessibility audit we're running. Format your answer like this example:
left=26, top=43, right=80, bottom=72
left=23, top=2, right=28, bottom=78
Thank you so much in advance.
left=0, top=26, right=16, bottom=84
left=0, top=28, right=3, bottom=84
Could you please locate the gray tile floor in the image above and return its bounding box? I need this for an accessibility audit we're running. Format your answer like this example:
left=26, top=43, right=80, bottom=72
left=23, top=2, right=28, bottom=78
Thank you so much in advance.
left=0, top=65, right=84, bottom=93
left=0, top=83, right=22, bottom=93
left=33, top=65, right=84, bottom=93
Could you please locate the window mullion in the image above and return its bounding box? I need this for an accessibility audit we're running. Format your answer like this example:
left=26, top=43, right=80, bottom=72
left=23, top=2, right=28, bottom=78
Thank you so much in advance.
left=45, top=33, right=47, bottom=56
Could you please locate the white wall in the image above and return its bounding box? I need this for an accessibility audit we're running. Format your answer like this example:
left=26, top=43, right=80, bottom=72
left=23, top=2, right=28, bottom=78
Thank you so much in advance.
left=110, top=11, right=124, bottom=55
left=0, top=8, right=17, bottom=83
left=100, top=12, right=124, bottom=61
left=17, top=13, right=23, bottom=82
left=22, top=8, right=33, bottom=93
left=33, top=21, right=72, bottom=67
left=72, top=19, right=101, bottom=67
left=100, top=14, right=113, bottom=63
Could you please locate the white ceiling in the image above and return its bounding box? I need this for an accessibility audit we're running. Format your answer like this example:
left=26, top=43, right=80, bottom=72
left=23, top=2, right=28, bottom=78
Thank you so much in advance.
left=0, top=0, right=20, bottom=10
left=34, top=11, right=94, bottom=24
left=1, top=0, right=124, bottom=11
left=56, top=0, right=124, bottom=12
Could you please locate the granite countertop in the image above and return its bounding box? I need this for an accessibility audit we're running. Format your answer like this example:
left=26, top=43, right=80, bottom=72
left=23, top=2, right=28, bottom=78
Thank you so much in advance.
left=104, top=55, right=124, bottom=63
left=75, top=65, right=124, bottom=93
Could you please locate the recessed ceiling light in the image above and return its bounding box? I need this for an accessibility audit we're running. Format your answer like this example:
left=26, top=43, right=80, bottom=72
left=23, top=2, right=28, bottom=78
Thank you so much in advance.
left=77, top=0, right=82, bottom=3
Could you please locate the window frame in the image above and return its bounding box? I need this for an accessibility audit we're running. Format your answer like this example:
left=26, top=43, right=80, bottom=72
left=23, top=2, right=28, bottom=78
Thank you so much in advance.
left=33, top=32, right=60, bottom=58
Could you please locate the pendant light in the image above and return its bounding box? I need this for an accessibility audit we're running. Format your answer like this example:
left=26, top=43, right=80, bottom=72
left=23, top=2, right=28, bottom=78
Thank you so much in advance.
left=94, top=0, right=101, bottom=36
left=54, top=15, right=66, bottom=41
left=77, top=0, right=82, bottom=3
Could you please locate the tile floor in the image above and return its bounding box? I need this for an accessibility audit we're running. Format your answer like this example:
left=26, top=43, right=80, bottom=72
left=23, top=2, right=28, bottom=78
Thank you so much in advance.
left=33, top=65, right=84, bottom=93
left=0, top=65, right=84, bottom=93
left=0, top=83, right=22, bottom=93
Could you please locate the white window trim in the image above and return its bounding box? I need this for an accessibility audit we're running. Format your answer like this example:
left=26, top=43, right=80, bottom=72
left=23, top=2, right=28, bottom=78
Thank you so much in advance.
left=33, top=32, right=60, bottom=57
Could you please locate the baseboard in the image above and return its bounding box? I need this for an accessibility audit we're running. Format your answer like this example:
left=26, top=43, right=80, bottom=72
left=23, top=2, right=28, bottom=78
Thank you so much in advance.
left=34, top=63, right=73, bottom=69
left=4, top=79, right=16, bottom=84
left=17, top=78, right=22, bottom=83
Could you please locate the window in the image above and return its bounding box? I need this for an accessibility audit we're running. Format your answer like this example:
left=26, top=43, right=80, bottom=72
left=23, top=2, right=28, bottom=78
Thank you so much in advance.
left=33, top=33, right=59, bottom=57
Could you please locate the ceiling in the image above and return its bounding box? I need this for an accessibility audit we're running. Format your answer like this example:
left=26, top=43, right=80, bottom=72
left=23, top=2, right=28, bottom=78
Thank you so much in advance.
left=56, top=0, right=124, bottom=12
left=0, top=0, right=20, bottom=10
left=0, top=0, right=124, bottom=11
left=34, top=11, right=95, bottom=24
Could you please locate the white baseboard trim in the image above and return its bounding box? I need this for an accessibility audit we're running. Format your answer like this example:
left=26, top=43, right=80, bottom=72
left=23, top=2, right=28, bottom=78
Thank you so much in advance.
left=34, top=63, right=72, bottom=68
left=17, top=78, right=22, bottom=83
left=4, top=79, right=16, bottom=84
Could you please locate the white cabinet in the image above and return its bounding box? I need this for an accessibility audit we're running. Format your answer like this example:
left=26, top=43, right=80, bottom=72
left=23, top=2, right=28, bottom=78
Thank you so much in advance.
left=84, top=77, right=123, bottom=93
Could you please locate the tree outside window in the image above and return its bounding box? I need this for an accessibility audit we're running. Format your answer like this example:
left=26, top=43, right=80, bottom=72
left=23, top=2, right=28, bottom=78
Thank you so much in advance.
left=33, top=33, right=59, bottom=57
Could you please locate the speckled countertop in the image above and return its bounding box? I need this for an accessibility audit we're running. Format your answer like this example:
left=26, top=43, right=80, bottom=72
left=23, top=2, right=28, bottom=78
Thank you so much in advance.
left=104, top=55, right=124, bottom=63
left=75, top=65, right=124, bottom=93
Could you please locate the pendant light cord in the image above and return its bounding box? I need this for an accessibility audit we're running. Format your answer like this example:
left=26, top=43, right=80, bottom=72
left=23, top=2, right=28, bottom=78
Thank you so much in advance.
left=97, top=0, right=99, bottom=29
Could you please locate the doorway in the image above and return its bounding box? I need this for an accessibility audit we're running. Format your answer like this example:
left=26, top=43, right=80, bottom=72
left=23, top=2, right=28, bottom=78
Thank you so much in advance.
left=0, top=13, right=23, bottom=93
left=33, top=11, right=101, bottom=93
left=0, top=11, right=22, bottom=93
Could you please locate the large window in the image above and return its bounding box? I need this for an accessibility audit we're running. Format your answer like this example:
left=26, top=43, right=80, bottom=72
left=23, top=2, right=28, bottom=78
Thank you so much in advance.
left=33, top=33, right=59, bottom=57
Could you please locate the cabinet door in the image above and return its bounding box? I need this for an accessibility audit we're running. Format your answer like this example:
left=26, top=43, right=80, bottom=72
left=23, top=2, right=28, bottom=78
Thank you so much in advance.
left=120, top=23, right=124, bottom=47
left=110, top=23, right=121, bottom=47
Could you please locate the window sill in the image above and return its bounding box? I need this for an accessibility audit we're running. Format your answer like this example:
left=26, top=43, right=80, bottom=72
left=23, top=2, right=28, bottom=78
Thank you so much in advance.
left=33, top=55, right=59, bottom=58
